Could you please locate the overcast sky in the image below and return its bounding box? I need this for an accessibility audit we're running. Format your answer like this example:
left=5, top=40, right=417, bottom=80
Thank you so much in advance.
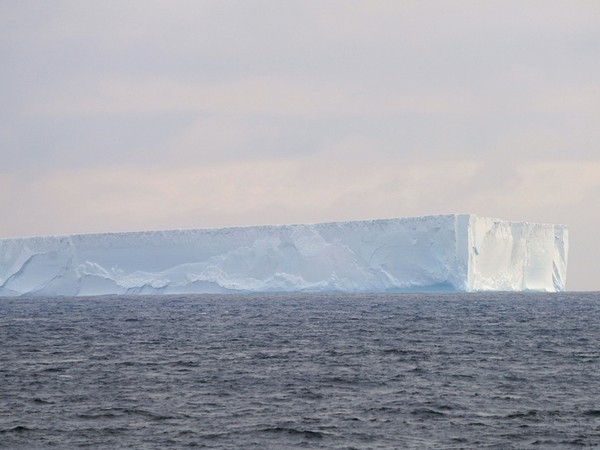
left=1, top=1, right=599, bottom=290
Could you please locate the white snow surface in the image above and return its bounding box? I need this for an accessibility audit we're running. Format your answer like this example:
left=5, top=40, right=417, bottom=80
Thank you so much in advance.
left=0, top=215, right=568, bottom=297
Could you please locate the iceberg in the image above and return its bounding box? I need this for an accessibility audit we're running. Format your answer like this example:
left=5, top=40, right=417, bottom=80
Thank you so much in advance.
left=0, top=214, right=568, bottom=297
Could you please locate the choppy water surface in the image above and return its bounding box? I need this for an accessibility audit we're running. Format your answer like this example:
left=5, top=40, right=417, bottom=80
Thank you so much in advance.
left=1, top=292, right=599, bottom=449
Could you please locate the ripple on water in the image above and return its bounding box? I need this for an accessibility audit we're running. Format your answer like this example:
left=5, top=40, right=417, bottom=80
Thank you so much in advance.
left=0, top=292, right=599, bottom=448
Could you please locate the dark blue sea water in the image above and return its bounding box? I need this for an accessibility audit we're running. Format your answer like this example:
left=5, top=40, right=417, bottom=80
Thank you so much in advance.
left=1, top=292, right=599, bottom=449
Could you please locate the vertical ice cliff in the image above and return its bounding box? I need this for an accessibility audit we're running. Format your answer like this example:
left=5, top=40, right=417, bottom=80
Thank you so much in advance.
left=466, top=216, right=568, bottom=292
left=0, top=215, right=568, bottom=296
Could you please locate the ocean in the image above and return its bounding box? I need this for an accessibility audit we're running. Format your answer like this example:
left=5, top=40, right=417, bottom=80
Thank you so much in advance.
left=1, top=292, right=599, bottom=449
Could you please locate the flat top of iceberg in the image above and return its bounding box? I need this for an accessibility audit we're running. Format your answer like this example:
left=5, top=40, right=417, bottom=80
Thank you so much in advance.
left=0, top=213, right=565, bottom=242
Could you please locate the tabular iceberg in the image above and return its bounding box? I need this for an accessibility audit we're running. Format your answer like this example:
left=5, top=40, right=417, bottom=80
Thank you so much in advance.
left=0, top=214, right=568, bottom=297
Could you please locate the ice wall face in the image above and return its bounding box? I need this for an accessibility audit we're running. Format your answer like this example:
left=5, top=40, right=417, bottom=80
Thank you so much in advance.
left=466, top=216, right=568, bottom=292
left=0, top=215, right=568, bottom=297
